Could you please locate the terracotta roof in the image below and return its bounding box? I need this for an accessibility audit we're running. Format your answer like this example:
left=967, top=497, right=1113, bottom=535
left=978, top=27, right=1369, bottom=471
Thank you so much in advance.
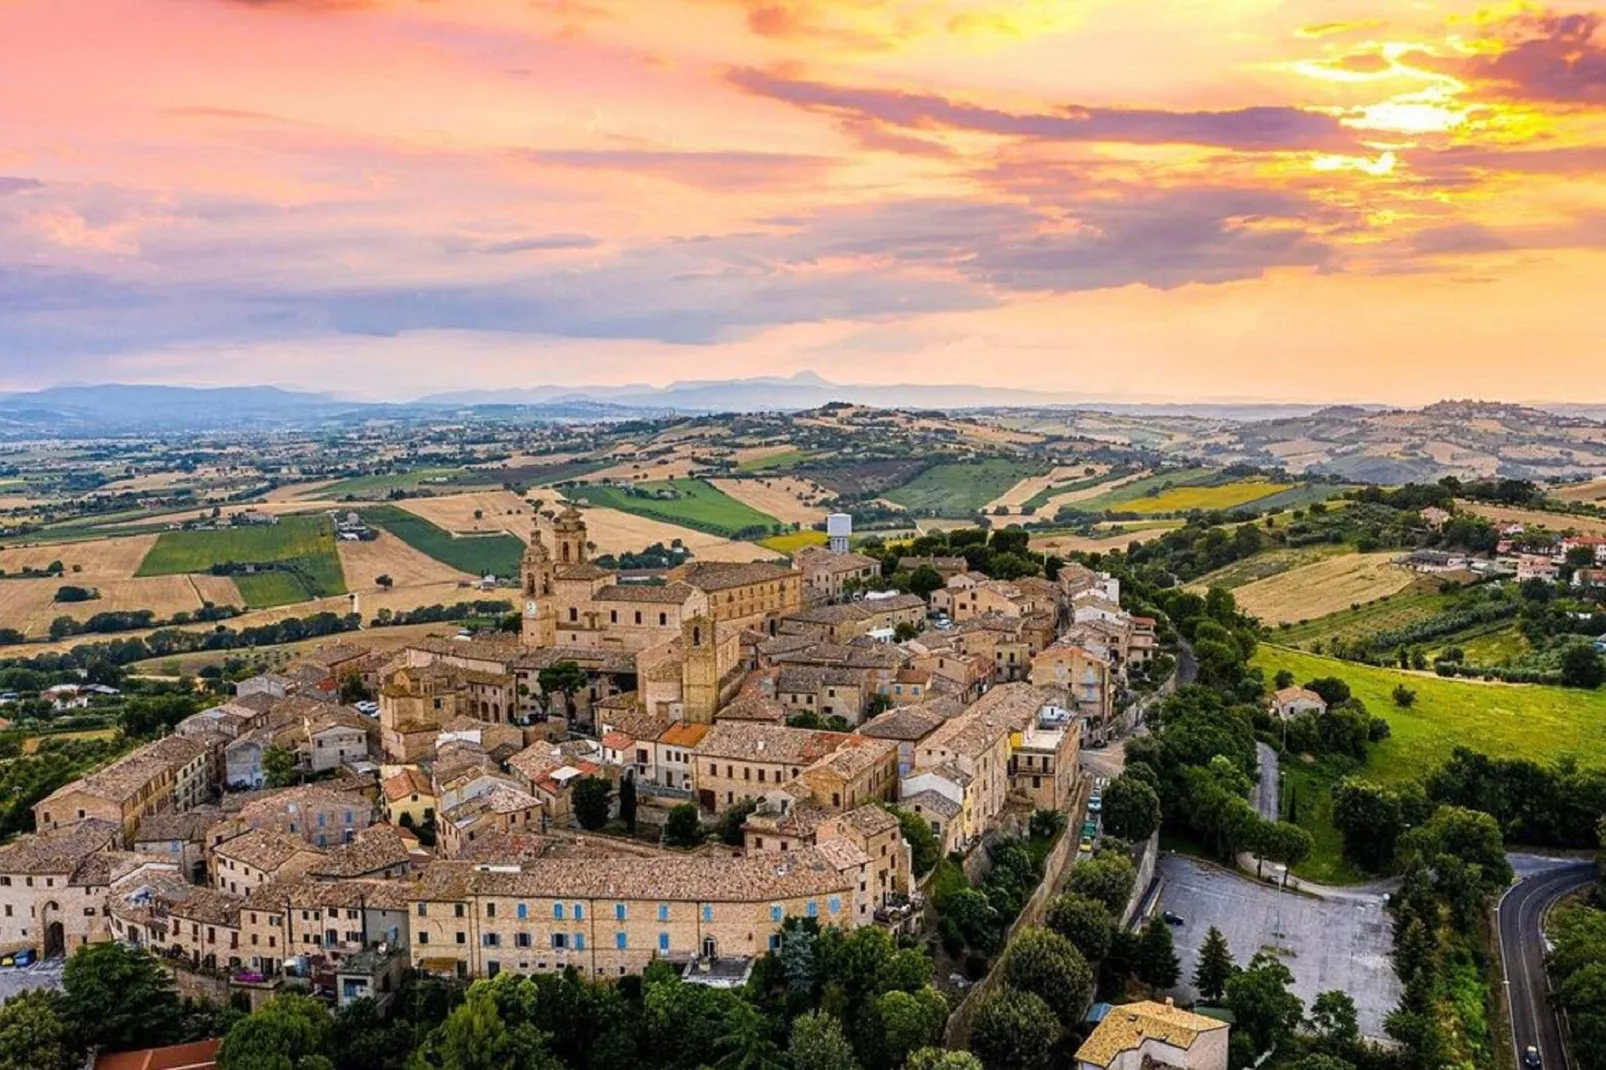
left=443, top=785, right=542, bottom=827
left=601, top=731, right=635, bottom=751
left=808, top=736, right=897, bottom=781
left=1074, top=1001, right=1227, bottom=1069
left=694, top=722, right=851, bottom=766
left=829, top=804, right=900, bottom=838
left=859, top=706, right=946, bottom=742
left=814, top=838, right=869, bottom=870
left=678, top=560, right=797, bottom=592
left=214, top=828, right=324, bottom=872
left=1272, top=686, right=1326, bottom=706
left=0, top=819, right=120, bottom=876
left=382, top=768, right=435, bottom=804
left=237, top=786, right=373, bottom=826
left=135, top=808, right=225, bottom=844
left=38, top=735, right=207, bottom=810
left=93, top=1039, right=221, bottom=1070
left=901, top=789, right=961, bottom=820
left=594, top=583, right=698, bottom=604
left=307, top=823, right=414, bottom=878
left=414, top=846, right=853, bottom=904
left=658, top=722, right=710, bottom=748
left=717, top=695, right=790, bottom=723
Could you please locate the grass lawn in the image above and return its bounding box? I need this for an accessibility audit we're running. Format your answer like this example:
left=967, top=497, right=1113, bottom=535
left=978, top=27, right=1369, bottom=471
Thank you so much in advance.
left=1254, top=645, right=1606, bottom=783
left=136, top=517, right=346, bottom=600
left=759, top=530, right=828, bottom=555
left=360, top=505, right=524, bottom=578
left=1276, top=586, right=1454, bottom=648
left=1117, top=479, right=1297, bottom=515
left=575, top=479, right=782, bottom=539
left=310, top=467, right=481, bottom=500
left=1431, top=620, right=1530, bottom=665
left=738, top=449, right=814, bottom=473
left=1280, top=759, right=1369, bottom=884
left=882, top=459, right=1048, bottom=517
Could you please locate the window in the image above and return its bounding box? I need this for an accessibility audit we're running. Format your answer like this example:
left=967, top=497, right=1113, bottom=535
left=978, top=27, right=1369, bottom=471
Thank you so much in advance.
left=658, top=933, right=670, bottom=952
left=806, top=901, right=819, bottom=918
left=569, top=608, right=578, bottom=622
left=615, top=903, right=626, bottom=922
left=770, top=904, right=782, bottom=923
left=610, top=610, right=617, bottom=624
left=483, top=933, right=500, bottom=947
left=702, top=905, right=713, bottom=922
left=317, top=813, right=326, bottom=827
left=574, top=933, right=585, bottom=951
left=486, top=961, right=500, bottom=978
left=574, top=903, right=584, bottom=921
left=516, top=903, right=528, bottom=921
left=634, top=611, right=642, bottom=625
left=417, top=903, right=428, bottom=916
left=455, top=932, right=466, bottom=944
left=828, top=896, right=841, bottom=915
left=553, top=903, right=565, bottom=920
left=344, top=810, right=353, bottom=824
left=659, top=613, right=667, bottom=626
left=616, top=932, right=627, bottom=950
left=454, top=904, right=466, bottom=918
left=769, top=934, right=782, bottom=951
left=486, top=903, right=496, bottom=918
left=418, top=932, right=429, bottom=944
left=516, top=933, right=532, bottom=948
left=552, top=933, right=567, bottom=949
left=658, top=903, right=669, bottom=922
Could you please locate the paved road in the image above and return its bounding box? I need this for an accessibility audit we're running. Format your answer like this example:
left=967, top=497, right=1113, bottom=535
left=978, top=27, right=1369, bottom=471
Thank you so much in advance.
left=1175, top=639, right=1197, bottom=686
left=1499, top=857, right=1595, bottom=1070
left=0, top=957, right=65, bottom=1001
left=1156, top=853, right=1399, bottom=1039
left=1254, top=742, right=1279, bottom=822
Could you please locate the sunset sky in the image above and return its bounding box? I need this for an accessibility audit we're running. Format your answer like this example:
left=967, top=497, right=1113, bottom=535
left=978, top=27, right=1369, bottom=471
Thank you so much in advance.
left=4, top=0, right=1606, bottom=403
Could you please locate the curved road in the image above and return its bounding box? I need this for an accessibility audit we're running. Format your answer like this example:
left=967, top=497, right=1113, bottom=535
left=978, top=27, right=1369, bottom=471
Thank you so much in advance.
left=1499, top=857, right=1596, bottom=1069
left=1254, top=742, right=1279, bottom=822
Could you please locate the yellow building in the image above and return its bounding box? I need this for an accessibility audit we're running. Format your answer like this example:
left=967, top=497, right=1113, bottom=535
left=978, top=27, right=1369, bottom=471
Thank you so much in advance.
left=407, top=850, right=861, bottom=981
left=381, top=768, right=438, bottom=829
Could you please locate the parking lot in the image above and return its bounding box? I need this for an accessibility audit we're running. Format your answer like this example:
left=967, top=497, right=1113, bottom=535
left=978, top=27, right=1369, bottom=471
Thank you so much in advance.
left=1155, top=854, right=1400, bottom=1040
left=0, top=956, right=65, bottom=1001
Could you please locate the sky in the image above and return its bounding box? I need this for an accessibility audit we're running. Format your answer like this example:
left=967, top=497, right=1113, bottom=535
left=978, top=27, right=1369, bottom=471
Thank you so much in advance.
left=4, top=0, right=1606, bottom=403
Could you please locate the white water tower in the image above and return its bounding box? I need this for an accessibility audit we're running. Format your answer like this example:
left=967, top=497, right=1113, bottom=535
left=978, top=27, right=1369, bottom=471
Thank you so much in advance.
left=826, top=513, right=852, bottom=554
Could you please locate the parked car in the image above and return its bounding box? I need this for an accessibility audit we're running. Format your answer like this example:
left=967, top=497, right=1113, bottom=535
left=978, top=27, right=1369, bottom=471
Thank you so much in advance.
left=13, top=948, right=34, bottom=967
left=1162, top=911, right=1185, bottom=926
left=1522, top=1045, right=1542, bottom=1068
left=1079, top=836, right=1093, bottom=853
left=1087, top=797, right=1103, bottom=813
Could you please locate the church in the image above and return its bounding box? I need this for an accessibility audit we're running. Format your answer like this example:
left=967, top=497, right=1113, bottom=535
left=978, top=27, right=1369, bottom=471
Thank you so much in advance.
left=519, top=506, right=803, bottom=723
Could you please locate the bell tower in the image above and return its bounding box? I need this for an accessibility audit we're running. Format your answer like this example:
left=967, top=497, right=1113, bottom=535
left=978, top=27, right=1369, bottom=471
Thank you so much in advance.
left=681, top=613, right=720, bottom=724
left=554, top=506, right=589, bottom=567
left=521, top=524, right=556, bottom=648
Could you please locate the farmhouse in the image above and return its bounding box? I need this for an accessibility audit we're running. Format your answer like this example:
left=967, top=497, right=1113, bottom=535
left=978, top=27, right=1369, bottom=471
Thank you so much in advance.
left=1269, top=686, right=1328, bottom=720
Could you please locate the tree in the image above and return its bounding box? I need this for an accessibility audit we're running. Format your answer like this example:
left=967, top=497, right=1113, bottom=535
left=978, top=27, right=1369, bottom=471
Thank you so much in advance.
left=1192, top=926, right=1235, bottom=1003
left=874, top=988, right=948, bottom=1069
left=905, top=1050, right=982, bottom=1070
left=1304, top=676, right=1352, bottom=706
left=1290, top=1057, right=1356, bottom=1070
left=0, top=990, right=73, bottom=1070
left=717, top=798, right=758, bottom=846
left=339, top=672, right=370, bottom=705
left=1392, top=683, right=1417, bottom=708
left=408, top=977, right=561, bottom=1070
left=220, top=993, right=333, bottom=1070
left=908, top=566, right=943, bottom=600
left=1067, top=852, right=1136, bottom=915
left=1309, top=990, right=1360, bottom=1051
left=788, top=1012, right=859, bottom=1070
left=712, top=1000, right=785, bottom=1070
left=618, top=773, right=638, bottom=834
left=572, top=777, right=612, bottom=830
left=1561, top=641, right=1606, bottom=690
left=893, top=622, right=921, bottom=642
left=537, top=660, right=589, bottom=712
left=999, top=928, right=1093, bottom=1025
left=1225, top=951, right=1305, bottom=1053
left=1273, top=669, right=1296, bottom=690
left=1135, top=916, right=1181, bottom=989
left=1331, top=779, right=1405, bottom=872
left=1044, top=893, right=1112, bottom=965
left=1101, top=774, right=1161, bottom=841
left=61, top=942, right=182, bottom=1054
left=664, top=803, right=703, bottom=847
left=263, top=744, right=297, bottom=788
left=968, top=988, right=1059, bottom=1070
left=375, top=574, right=394, bottom=588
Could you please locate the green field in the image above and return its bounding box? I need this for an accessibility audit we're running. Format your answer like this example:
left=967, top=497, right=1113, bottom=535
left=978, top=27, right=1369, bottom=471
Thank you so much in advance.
left=1020, top=470, right=1127, bottom=511
left=760, top=530, right=829, bottom=555
left=1281, top=760, right=1368, bottom=884
left=307, top=467, right=477, bottom=500
left=1068, top=468, right=1223, bottom=512
left=1275, top=587, right=1453, bottom=648
left=738, top=450, right=815, bottom=473
left=1435, top=621, right=1530, bottom=665
left=1254, top=646, right=1606, bottom=784
left=360, top=505, right=524, bottom=577
left=882, top=459, right=1048, bottom=517
left=233, top=569, right=323, bottom=608
left=575, top=479, right=782, bottom=539
left=136, top=517, right=345, bottom=602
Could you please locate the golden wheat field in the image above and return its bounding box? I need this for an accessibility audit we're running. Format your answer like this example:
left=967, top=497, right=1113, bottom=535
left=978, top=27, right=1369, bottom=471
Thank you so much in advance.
left=575, top=507, right=778, bottom=562
left=0, top=534, right=158, bottom=580
left=984, top=466, right=1105, bottom=513
left=396, top=491, right=532, bottom=536
left=0, top=574, right=246, bottom=638
left=709, top=478, right=827, bottom=526
left=336, top=531, right=472, bottom=588
left=1461, top=501, right=1606, bottom=535
left=1230, top=552, right=1415, bottom=626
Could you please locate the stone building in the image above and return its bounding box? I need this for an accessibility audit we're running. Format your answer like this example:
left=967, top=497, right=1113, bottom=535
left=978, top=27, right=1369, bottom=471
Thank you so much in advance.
left=34, top=735, right=210, bottom=846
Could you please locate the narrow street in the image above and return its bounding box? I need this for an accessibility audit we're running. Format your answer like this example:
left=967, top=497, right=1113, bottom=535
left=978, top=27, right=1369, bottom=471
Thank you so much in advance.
left=1254, top=741, right=1279, bottom=822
